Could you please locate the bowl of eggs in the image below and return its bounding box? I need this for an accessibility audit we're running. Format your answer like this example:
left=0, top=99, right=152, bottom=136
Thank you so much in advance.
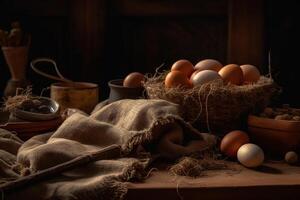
left=164, top=59, right=261, bottom=89
left=108, top=72, right=145, bottom=102
left=144, top=58, right=278, bottom=134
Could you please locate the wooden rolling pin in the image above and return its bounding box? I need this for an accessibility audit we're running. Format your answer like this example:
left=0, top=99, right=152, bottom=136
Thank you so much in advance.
left=0, top=144, right=121, bottom=193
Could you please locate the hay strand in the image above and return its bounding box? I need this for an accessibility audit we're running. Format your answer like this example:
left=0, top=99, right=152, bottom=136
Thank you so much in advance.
left=2, top=87, right=33, bottom=113
left=169, top=156, right=229, bottom=178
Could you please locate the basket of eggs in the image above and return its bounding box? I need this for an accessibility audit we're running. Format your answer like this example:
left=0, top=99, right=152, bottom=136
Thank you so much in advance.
left=144, top=59, right=279, bottom=135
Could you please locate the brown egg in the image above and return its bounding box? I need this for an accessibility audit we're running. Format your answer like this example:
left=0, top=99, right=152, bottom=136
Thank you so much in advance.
left=123, top=72, right=145, bottom=88
left=165, top=71, right=192, bottom=88
left=220, top=130, right=250, bottom=158
left=195, top=59, right=223, bottom=72
left=218, top=64, right=243, bottom=85
left=171, top=59, right=194, bottom=77
left=240, top=64, right=260, bottom=84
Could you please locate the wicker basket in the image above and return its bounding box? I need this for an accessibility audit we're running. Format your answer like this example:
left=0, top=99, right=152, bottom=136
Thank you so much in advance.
left=144, top=73, right=279, bottom=136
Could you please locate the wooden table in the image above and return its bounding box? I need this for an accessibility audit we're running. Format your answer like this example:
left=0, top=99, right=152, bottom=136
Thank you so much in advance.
left=126, top=162, right=300, bottom=200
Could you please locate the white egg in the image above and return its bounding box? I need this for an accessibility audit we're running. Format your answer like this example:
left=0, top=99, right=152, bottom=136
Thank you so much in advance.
left=191, top=70, right=222, bottom=86
left=237, top=143, right=264, bottom=168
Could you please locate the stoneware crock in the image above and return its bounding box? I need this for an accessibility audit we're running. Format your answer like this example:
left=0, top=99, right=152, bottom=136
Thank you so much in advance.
left=108, top=79, right=144, bottom=103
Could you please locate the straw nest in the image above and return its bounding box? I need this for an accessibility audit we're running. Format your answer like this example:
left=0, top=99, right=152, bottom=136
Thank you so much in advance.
left=144, top=71, right=279, bottom=135
left=169, top=156, right=229, bottom=178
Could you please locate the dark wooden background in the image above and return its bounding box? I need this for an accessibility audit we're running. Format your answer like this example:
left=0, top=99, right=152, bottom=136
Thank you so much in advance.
left=0, top=0, right=299, bottom=106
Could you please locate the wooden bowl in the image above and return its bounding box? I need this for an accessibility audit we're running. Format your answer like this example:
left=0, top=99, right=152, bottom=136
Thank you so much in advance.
left=51, top=82, right=99, bottom=114
left=248, top=114, right=300, bottom=156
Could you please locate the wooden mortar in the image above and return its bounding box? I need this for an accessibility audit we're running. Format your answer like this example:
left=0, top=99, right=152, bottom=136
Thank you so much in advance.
left=51, top=82, right=98, bottom=114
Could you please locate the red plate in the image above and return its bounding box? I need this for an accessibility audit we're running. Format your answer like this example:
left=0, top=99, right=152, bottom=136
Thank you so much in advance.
left=0, top=111, right=64, bottom=141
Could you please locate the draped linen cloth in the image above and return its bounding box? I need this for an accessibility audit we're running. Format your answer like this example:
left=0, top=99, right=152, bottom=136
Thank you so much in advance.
left=0, top=99, right=214, bottom=200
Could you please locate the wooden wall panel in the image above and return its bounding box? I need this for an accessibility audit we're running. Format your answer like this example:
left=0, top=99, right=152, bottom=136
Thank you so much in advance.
left=228, top=0, right=265, bottom=68
left=7, top=0, right=68, bottom=17
left=105, top=0, right=228, bottom=79
left=106, top=17, right=228, bottom=74
left=69, top=0, right=106, bottom=82
left=112, top=0, right=228, bottom=16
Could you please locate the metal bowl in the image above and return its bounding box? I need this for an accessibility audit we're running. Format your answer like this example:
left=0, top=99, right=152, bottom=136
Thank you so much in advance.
left=13, top=97, right=60, bottom=121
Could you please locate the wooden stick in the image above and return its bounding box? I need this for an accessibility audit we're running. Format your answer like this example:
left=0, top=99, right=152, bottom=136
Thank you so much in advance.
left=0, top=144, right=121, bottom=193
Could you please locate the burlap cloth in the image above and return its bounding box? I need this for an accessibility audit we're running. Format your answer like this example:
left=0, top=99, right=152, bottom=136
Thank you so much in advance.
left=0, top=99, right=215, bottom=200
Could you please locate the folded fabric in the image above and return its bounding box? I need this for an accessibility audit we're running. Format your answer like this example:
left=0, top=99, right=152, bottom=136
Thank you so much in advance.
left=1, top=99, right=215, bottom=200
